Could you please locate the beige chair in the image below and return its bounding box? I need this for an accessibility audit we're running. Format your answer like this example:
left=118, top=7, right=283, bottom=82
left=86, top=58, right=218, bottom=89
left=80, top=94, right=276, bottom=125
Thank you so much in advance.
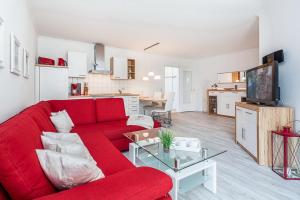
left=151, top=92, right=175, bottom=127
left=143, top=91, right=164, bottom=115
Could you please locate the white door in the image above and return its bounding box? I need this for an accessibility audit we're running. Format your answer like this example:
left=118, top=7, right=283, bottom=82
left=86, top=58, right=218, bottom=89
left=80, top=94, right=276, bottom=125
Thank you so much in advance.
left=164, top=66, right=179, bottom=111
left=244, top=109, right=257, bottom=158
left=236, top=107, right=244, bottom=144
left=181, top=70, right=194, bottom=111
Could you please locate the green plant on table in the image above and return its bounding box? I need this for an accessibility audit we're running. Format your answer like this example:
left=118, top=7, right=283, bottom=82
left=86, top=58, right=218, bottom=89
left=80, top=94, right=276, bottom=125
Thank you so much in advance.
left=159, top=129, right=174, bottom=152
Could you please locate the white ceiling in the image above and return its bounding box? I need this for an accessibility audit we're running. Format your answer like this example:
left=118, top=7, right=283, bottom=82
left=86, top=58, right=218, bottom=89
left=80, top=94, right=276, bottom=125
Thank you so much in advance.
left=28, top=0, right=262, bottom=59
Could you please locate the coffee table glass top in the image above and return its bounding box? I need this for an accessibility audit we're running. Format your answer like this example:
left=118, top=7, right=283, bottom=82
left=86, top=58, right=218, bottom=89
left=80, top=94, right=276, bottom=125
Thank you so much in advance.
left=124, top=128, right=227, bottom=171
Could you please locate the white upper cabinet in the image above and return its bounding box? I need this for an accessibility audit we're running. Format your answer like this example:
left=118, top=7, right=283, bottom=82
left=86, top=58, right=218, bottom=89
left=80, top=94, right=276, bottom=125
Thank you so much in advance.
left=68, top=51, right=87, bottom=77
left=110, top=57, right=128, bottom=79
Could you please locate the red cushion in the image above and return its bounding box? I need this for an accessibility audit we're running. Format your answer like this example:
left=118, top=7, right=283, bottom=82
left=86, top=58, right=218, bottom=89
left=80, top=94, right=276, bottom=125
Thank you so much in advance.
left=75, top=131, right=134, bottom=176
left=95, top=98, right=127, bottom=122
left=0, top=115, right=56, bottom=200
left=34, top=167, right=172, bottom=200
left=22, top=106, right=56, bottom=132
left=49, top=99, right=96, bottom=125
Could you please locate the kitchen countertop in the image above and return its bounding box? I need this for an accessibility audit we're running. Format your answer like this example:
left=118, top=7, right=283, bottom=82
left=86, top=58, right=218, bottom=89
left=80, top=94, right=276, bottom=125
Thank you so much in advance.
left=69, top=93, right=140, bottom=99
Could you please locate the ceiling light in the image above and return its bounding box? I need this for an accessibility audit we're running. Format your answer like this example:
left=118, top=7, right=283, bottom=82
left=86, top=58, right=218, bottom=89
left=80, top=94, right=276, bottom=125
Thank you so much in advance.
left=148, top=72, right=155, bottom=77
left=154, top=75, right=161, bottom=80
left=142, top=76, right=149, bottom=81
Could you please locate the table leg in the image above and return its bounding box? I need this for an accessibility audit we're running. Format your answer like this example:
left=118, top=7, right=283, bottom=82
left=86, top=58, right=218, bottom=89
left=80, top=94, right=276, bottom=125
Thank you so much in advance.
left=203, top=161, right=217, bottom=193
left=129, top=143, right=137, bottom=166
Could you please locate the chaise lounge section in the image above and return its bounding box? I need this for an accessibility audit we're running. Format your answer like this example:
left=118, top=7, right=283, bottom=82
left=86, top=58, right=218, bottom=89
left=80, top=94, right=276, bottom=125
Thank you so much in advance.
left=0, top=98, right=172, bottom=200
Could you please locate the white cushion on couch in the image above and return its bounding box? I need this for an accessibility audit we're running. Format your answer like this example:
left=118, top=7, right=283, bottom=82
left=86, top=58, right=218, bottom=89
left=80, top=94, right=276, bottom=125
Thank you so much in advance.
left=41, top=135, right=96, bottom=164
left=42, top=132, right=83, bottom=144
left=36, top=150, right=104, bottom=190
left=50, top=111, right=74, bottom=133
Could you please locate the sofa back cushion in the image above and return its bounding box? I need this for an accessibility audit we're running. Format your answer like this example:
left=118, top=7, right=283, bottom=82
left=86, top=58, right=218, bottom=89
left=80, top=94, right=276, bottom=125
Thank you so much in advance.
left=36, top=101, right=52, bottom=116
left=0, top=115, right=56, bottom=200
left=49, top=99, right=96, bottom=125
left=22, top=105, right=56, bottom=132
left=95, top=98, right=127, bottom=122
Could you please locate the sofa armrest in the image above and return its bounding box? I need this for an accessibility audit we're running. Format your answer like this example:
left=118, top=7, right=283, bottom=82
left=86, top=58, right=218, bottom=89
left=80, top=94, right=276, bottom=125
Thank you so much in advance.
left=34, top=167, right=172, bottom=200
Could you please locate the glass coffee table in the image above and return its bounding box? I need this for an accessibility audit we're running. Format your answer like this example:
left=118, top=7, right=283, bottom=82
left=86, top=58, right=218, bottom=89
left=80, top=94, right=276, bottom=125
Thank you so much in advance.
left=124, top=128, right=227, bottom=200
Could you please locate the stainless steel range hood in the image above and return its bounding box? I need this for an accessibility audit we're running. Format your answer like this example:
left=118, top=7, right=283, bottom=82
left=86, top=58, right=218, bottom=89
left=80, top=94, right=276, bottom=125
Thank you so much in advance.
left=89, top=43, right=110, bottom=74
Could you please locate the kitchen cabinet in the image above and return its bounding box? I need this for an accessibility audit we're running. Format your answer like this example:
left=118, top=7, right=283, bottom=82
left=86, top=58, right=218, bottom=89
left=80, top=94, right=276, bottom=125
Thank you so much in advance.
left=119, top=96, right=139, bottom=116
left=110, top=57, right=128, bottom=80
left=68, top=51, right=87, bottom=77
left=35, top=66, right=69, bottom=101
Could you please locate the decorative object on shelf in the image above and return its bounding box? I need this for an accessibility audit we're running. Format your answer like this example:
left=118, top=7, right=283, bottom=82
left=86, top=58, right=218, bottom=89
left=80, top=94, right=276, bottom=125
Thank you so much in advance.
left=171, top=137, right=201, bottom=152
left=0, top=17, right=4, bottom=68
left=58, top=58, right=67, bottom=66
left=71, top=83, right=81, bottom=96
left=38, top=57, right=55, bottom=65
left=159, top=129, right=174, bottom=152
left=10, top=32, right=22, bottom=75
left=272, top=125, right=300, bottom=180
left=23, top=48, right=30, bottom=78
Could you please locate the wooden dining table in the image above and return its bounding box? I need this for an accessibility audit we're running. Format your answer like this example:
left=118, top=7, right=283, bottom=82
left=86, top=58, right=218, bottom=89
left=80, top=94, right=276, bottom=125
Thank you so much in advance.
left=139, top=96, right=167, bottom=104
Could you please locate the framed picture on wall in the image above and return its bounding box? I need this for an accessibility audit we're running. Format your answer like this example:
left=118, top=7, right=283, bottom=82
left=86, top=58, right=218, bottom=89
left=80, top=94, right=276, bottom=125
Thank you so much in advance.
left=0, top=17, right=4, bottom=68
left=23, top=48, right=30, bottom=78
left=10, top=32, right=22, bottom=75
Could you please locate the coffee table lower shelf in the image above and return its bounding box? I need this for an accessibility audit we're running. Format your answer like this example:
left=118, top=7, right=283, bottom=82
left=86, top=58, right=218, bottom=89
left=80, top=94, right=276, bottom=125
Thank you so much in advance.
left=128, top=143, right=217, bottom=200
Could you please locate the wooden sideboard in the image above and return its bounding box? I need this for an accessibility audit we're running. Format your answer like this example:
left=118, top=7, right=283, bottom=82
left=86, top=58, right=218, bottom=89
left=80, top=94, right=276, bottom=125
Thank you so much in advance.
left=235, top=102, right=294, bottom=166
left=207, top=89, right=246, bottom=117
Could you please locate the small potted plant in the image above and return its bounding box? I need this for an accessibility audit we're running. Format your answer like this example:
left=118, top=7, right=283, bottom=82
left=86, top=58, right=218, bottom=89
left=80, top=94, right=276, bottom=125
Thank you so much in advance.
left=159, top=129, right=174, bottom=153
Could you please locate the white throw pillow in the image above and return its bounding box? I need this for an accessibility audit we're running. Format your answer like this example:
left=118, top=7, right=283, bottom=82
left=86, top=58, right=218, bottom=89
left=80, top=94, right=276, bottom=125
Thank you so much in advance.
left=36, top=150, right=104, bottom=190
left=51, top=110, right=74, bottom=127
left=43, top=132, right=83, bottom=144
left=50, top=111, right=73, bottom=133
left=41, top=135, right=96, bottom=164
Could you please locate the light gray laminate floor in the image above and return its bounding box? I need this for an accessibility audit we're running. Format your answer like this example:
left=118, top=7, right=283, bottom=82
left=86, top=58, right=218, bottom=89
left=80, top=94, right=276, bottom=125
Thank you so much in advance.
left=125, top=112, right=300, bottom=200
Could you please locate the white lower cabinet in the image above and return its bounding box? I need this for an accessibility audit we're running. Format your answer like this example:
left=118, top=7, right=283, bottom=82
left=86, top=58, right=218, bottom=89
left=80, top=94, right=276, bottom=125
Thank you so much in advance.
left=119, top=96, right=139, bottom=116
left=236, top=106, right=257, bottom=158
left=217, top=92, right=243, bottom=117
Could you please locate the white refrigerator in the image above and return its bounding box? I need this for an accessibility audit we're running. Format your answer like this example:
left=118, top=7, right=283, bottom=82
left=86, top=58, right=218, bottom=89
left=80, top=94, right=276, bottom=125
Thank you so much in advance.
left=35, top=66, right=69, bottom=101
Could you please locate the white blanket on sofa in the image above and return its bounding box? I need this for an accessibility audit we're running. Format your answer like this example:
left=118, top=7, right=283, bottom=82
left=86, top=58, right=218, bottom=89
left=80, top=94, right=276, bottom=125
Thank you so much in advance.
left=127, top=115, right=154, bottom=129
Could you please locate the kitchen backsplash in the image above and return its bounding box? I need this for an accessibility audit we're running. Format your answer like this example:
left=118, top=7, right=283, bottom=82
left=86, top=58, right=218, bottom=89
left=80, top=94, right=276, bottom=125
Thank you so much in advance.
left=69, top=74, right=130, bottom=95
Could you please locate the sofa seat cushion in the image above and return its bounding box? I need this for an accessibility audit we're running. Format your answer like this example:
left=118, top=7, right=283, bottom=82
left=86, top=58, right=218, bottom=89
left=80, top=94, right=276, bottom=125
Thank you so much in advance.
left=0, top=115, right=56, bottom=200
left=95, top=98, right=127, bottom=122
left=49, top=99, right=96, bottom=125
left=73, top=131, right=134, bottom=176
left=34, top=167, right=172, bottom=200
left=22, top=106, right=56, bottom=132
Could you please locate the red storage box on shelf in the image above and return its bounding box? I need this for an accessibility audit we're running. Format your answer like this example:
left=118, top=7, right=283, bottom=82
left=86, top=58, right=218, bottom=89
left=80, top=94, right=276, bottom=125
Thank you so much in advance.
left=38, top=57, right=55, bottom=65
left=272, top=126, right=300, bottom=180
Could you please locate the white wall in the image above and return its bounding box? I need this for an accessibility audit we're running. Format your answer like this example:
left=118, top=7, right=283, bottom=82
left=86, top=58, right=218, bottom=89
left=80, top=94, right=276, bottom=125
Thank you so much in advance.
left=0, top=0, right=37, bottom=123
left=259, top=0, right=300, bottom=124
left=194, top=48, right=259, bottom=111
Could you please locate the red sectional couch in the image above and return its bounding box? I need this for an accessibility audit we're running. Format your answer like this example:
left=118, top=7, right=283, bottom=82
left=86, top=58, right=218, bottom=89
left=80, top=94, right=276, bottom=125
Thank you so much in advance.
left=0, top=98, right=172, bottom=200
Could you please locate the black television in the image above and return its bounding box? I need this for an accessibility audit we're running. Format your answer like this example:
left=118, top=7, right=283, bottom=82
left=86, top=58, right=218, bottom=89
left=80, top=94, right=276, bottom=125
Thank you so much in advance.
left=246, top=61, right=280, bottom=106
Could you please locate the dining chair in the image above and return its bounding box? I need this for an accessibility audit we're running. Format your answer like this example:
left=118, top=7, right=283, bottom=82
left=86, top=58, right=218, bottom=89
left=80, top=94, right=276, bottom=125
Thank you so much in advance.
left=151, top=92, right=175, bottom=127
left=143, top=91, right=164, bottom=115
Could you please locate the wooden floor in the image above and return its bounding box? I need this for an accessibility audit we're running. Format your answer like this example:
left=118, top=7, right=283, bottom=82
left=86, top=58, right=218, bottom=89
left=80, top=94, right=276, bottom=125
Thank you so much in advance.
left=169, top=112, right=300, bottom=200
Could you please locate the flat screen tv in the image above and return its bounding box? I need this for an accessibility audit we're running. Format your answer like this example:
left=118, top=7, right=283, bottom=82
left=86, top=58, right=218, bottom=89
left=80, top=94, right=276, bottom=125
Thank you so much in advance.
left=246, top=62, right=280, bottom=106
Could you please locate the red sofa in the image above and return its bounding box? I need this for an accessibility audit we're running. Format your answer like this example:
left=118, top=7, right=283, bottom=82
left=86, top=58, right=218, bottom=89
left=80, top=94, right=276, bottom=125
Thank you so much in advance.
left=0, top=98, right=172, bottom=200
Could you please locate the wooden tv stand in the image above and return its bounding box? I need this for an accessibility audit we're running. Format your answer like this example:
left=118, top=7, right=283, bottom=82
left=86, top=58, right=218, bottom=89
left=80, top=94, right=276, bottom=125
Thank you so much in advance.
left=235, top=102, right=294, bottom=166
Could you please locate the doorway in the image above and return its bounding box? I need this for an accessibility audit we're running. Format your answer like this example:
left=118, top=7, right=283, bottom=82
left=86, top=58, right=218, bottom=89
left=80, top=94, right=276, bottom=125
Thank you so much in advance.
left=164, top=66, right=179, bottom=112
